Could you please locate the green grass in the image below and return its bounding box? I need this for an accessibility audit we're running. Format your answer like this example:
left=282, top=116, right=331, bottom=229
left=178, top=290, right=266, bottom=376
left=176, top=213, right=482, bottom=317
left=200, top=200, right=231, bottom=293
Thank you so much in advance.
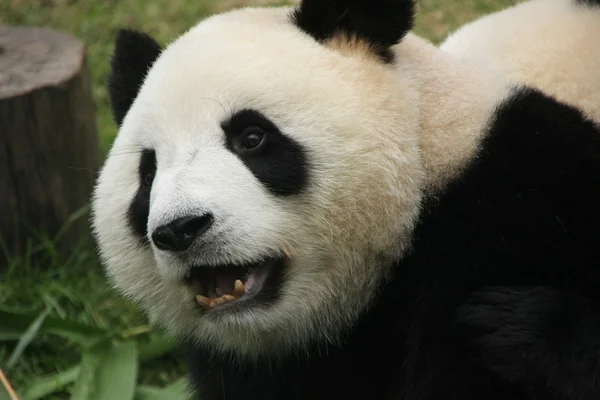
left=1, top=230, right=187, bottom=398
left=0, top=0, right=518, bottom=398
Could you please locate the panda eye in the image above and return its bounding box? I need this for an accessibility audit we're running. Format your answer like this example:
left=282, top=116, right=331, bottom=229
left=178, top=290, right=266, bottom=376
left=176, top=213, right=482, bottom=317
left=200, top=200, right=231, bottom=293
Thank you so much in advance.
left=241, top=127, right=265, bottom=150
left=144, top=172, right=155, bottom=188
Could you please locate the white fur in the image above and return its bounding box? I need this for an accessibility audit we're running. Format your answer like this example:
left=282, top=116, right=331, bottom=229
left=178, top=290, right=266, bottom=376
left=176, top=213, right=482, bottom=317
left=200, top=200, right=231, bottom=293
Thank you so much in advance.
left=93, top=7, right=423, bottom=358
left=441, top=0, right=600, bottom=123
left=92, top=6, right=511, bottom=358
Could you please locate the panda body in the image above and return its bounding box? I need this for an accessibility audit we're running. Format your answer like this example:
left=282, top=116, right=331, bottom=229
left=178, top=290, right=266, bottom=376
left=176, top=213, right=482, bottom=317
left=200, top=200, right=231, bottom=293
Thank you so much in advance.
left=440, top=0, right=600, bottom=122
left=92, top=1, right=600, bottom=399
left=187, top=85, right=600, bottom=400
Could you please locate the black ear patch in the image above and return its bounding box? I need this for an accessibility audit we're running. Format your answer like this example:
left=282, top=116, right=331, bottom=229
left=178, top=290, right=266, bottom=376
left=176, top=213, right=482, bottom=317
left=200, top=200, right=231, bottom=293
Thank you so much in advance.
left=291, top=0, right=415, bottom=62
left=576, top=0, right=600, bottom=6
left=108, top=29, right=163, bottom=126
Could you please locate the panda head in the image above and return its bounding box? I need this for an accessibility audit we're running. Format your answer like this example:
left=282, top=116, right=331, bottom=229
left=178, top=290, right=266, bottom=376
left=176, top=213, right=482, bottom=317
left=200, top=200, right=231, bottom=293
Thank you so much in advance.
left=92, top=0, right=424, bottom=358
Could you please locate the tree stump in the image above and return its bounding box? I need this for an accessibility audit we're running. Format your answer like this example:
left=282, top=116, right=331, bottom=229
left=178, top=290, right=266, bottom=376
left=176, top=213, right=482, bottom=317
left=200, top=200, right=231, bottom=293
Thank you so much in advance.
left=0, top=26, right=100, bottom=268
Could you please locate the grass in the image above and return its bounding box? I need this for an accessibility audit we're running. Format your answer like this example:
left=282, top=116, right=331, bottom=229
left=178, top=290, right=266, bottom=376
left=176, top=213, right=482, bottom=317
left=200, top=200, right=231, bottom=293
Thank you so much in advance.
left=0, top=0, right=519, bottom=398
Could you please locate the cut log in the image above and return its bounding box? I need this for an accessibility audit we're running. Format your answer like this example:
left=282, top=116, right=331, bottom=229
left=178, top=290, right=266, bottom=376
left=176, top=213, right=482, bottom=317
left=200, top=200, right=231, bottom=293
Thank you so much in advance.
left=0, top=26, right=100, bottom=267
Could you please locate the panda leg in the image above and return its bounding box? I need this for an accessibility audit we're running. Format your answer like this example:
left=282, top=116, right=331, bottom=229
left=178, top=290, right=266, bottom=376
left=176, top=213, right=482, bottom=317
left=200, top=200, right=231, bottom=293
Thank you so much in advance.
left=456, top=286, right=600, bottom=400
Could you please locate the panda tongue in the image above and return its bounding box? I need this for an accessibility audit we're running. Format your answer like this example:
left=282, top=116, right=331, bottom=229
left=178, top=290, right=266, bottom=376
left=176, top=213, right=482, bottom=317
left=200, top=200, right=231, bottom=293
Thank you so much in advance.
left=215, top=272, right=239, bottom=296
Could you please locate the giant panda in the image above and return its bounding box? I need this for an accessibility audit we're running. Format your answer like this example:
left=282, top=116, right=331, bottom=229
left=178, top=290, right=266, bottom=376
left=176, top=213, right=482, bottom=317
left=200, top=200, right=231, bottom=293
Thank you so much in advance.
left=440, top=0, right=600, bottom=122
left=91, top=0, right=600, bottom=399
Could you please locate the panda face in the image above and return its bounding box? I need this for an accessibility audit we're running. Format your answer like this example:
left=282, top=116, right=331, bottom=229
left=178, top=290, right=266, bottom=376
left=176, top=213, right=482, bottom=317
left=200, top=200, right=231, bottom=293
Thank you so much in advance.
left=92, top=4, right=423, bottom=357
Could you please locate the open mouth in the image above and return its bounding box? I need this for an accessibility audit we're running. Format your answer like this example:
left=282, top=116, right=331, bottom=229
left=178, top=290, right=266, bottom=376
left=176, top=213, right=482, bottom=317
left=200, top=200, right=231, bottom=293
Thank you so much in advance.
left=183, top=256, right=284, bottom=310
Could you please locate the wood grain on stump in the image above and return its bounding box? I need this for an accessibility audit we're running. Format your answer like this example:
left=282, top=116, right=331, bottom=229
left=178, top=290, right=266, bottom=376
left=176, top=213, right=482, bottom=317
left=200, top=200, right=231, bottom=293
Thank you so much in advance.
left=0, top=26, right=100, bottom=267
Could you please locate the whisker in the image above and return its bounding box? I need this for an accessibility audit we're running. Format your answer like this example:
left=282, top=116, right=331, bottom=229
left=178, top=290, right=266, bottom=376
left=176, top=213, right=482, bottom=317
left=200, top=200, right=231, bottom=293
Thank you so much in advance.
left=109, top=150, right=147, bottom=157
left=198, top=97, right=229, bottom=116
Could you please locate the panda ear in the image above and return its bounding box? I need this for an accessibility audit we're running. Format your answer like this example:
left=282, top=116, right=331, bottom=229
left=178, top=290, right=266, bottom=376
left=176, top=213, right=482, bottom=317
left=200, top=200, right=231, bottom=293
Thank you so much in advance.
left=291, top=0, right=415, bottom=62
left=108, top=29, right=162, bottom=126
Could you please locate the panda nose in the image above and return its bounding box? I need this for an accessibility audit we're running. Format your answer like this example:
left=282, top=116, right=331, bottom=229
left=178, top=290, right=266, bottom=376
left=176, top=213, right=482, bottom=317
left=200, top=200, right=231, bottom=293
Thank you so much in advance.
left=151, top=214, right=214, bottom=252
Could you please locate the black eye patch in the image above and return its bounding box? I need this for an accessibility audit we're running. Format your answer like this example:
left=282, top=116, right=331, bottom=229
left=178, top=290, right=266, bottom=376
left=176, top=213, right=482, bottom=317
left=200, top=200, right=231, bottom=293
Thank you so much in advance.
left=221, top=109, right=308, bottom=197
left=127, top=149, right=156, bottom=242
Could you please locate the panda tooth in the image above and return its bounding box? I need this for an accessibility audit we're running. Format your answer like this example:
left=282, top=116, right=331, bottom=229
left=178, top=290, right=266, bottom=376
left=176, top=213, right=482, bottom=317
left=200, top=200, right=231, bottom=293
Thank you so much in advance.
left=210, top=297, right=226, bottom=308
left=234, top=280, right=245, bottom=297
left=196, top=295, right=211, bottom=308
left=223, top=294, right=236, bottom=302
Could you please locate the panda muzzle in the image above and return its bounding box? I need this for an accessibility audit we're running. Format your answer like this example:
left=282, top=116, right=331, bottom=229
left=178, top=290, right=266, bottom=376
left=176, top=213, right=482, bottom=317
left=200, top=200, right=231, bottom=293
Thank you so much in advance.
left=183, top=255, right=284, bottom=310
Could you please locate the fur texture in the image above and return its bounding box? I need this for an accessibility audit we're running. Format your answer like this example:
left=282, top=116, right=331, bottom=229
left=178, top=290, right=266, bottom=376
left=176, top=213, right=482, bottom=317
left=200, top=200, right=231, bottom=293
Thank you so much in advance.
left=92, top=0, right=600, bottom=398
left=440, top=0, right=600, bottom=123
left=221, top=108, right=308, bottom=196
left=291, top=0, right=414, bottom=62
left=93, top=5, right=423, bottom=358
left=108, top=29, right=162, bottom=126
left=185, top=84, right=600, bottom=400
left=577, top=0, right=600, bottom=6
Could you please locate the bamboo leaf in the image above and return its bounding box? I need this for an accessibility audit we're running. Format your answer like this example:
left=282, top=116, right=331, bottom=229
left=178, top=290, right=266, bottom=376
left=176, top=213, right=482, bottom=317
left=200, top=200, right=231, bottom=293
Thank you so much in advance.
left=0, top=309, right=107, bottom=346
left=137, top=333, right=179, bottom=362
left=134, top=385, right=163, bottom=400
left=135, top=378, right=191, bottom=400
left=6, top=308, right=50, bottom=369
left=159, top=378, right=191, bottom=399
left=23, top=366, right=81, bottom=400
left=71, top=339, right=138, bottom=400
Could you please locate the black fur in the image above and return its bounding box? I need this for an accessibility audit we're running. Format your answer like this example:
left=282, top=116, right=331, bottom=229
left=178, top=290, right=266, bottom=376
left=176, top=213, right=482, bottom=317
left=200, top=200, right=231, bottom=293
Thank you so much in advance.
left=107, top=29, right=161, bottom=241
left=128, top=149, right=156, bottom=241
left=576, top=0, right=600, bottom=6
left=188, top=87, right=600, bottom=399
left=457, top=287, right=600, bottom=398
left=108, top=29, right=162, bottom=126
left=221, top=109, right=308, bottom=197
left=290, top=0, right=415, bottom=62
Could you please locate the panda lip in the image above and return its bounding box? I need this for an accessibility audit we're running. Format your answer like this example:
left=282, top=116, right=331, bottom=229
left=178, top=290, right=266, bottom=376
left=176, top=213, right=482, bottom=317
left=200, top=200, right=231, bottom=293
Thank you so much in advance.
left=183, top=257, right=281, bottom=310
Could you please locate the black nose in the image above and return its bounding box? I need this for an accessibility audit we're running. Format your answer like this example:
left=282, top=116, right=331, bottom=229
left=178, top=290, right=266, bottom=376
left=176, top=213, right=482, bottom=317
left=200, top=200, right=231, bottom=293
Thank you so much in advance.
left=151, top=214, right=214, bottom=252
